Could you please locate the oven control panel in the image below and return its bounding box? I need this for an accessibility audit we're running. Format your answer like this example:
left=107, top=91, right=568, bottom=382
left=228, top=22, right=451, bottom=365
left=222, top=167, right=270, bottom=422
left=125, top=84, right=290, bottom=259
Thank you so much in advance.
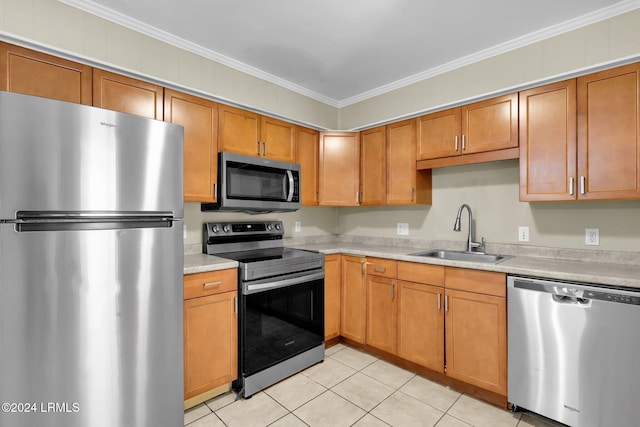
left=204, top=221, right=283, bottom=235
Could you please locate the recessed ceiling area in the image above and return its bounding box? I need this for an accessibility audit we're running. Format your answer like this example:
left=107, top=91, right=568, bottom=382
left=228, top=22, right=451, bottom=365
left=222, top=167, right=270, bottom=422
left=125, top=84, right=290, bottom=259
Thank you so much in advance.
left=61, top=0, right=637, bottom=106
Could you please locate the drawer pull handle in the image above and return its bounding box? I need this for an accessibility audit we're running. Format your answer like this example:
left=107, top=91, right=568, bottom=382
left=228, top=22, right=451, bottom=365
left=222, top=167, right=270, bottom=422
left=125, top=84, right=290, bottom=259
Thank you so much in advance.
left=203, top=280, right=222, bottom=290
left=374, top=266, right=386, bottom=272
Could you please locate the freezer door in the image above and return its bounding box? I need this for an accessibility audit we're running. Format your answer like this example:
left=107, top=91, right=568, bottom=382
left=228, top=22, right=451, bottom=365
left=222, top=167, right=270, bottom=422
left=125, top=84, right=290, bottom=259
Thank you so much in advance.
left=0, top=223, right=183, bottom=427
left=0, top=91, right=183, bottom=219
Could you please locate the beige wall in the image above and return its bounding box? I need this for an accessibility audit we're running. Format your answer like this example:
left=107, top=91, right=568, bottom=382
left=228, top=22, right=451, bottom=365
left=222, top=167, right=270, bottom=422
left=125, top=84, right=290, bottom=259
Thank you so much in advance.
left=339, top=8, right=640, bottom=130
left=0, top=0, right=339, bottom=129
left=2, top=0, right=640, bottom=252
left=338, top=160, right=640, bottom=251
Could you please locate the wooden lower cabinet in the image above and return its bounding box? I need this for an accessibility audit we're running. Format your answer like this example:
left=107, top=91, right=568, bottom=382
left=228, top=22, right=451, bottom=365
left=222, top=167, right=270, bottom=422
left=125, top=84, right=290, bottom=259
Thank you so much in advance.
left=397, top=280, right=444, bottom=372
left=444, top=269, right=507, bottom=396
left=324, top=254, right=341, bottom=340
left=183, top=270, right=238, bottom=405
left=340, top=255, right=366, bottom=343
left=365, top=275, right=396, bottom=354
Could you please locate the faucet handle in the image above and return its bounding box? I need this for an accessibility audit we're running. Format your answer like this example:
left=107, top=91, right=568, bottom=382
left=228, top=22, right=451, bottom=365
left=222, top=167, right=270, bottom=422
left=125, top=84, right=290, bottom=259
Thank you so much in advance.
left=478, top=237, right=486, bottom=253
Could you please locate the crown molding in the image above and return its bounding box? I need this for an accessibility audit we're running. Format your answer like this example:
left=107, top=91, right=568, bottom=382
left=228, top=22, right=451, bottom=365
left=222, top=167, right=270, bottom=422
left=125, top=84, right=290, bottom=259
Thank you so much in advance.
left=59, top=0, right=640, bottom=108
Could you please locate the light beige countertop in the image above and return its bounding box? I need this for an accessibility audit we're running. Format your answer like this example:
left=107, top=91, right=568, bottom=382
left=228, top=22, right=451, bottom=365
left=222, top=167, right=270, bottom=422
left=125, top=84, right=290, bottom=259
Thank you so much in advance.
left=286, top=239, right=640, bottom=289
left=183, top=238, right=640, bottom=288
left=184, top=253, right=238, bottom=275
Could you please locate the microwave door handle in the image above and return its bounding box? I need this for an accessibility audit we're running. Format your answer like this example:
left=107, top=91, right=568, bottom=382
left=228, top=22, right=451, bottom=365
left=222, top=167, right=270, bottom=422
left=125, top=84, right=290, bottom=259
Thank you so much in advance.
left=286, top=170, right=294, bottom=202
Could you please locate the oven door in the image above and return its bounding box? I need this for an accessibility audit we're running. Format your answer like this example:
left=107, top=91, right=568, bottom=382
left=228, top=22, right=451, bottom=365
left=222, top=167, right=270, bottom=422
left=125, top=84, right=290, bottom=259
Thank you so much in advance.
left=240, top=269, right=324, bottom=377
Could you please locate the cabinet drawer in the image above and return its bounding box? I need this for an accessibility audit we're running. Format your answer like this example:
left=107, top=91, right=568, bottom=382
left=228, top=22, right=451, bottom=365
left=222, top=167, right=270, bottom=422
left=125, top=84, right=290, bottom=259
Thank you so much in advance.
left=366, top=257, right=397, bottom=278
left=397, top=262, right=444, bottom=286
left=184, top=269, right=237, bottom=300
left=445, top=268, right=506, bottom=297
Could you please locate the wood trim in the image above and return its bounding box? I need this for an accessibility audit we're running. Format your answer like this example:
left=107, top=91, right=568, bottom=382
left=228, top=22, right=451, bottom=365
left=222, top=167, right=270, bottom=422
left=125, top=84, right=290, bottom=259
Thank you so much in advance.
left=416, top=147, right=519, bottom=169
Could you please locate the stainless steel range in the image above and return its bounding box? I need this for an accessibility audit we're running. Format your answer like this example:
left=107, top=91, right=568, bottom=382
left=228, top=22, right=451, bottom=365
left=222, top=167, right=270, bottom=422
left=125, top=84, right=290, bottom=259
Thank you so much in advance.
left=204, top=221, right=325, bottom=398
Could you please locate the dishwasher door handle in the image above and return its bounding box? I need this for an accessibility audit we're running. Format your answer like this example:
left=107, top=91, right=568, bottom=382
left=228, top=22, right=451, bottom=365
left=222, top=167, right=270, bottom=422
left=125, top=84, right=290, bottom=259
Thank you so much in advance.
left=552, top=294, right=591, bottom=305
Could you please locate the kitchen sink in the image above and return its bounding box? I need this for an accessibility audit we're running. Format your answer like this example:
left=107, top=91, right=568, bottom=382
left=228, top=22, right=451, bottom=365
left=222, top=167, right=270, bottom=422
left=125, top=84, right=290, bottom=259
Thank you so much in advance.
left=409, top=249, right=512, bottom=264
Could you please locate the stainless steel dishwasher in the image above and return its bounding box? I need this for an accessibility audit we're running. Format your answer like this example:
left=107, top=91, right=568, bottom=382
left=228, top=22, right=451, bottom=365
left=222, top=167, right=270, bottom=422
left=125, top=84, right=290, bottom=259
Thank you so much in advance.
left=508, top=275, right=640, bottom=427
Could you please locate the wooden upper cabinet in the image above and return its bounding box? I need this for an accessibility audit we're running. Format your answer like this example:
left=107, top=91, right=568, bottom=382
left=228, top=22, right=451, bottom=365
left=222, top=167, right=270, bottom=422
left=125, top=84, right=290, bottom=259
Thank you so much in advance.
left=218, top=104, right=261, bottom=156
left=0, top=42, right=92, bottom=105
left=360, top=126, right=386, bottom=205
left=387, top=119, right=432, bottom=205
left=577, top=62, right=640, bottom=200
left=318, top=131, right=360, bottom=206
left=462, top=93, right=518, bottom=154
left=164, top=89, right=218, bottom=202
left=219, top=105, right=296, bottom=162
left=519, top=80, right=577, bottom=201
left=296, top=126, right=319, bottom=205
left=417, top=93, right=519, bottom=169
left=261, top=116, right=296, bottom=162
left=417, top=108, right=461, bottom=160
left=93, top=69, right=163, bottom=119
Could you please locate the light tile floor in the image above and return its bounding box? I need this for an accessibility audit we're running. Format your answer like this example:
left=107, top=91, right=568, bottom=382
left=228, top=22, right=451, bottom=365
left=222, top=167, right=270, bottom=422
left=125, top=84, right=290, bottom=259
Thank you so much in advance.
left=184, top=344, right=566, bottom=427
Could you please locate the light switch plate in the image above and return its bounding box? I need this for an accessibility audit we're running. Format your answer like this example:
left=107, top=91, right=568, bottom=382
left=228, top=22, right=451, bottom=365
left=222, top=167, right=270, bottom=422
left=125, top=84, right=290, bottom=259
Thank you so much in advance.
left=585, top=228, right=600, bottom=245
left=397, top=223, right=409, bottom=236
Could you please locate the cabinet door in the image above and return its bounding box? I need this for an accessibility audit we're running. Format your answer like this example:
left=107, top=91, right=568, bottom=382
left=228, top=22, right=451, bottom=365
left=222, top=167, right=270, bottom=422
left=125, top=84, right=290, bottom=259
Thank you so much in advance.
left=261, top=116, right=296, bottom=162
left=397, top=280, right=444, bottom=372
left=0, top=42, right=92, bottom=105
left=387, top=119, right=418, bottom=205
left=218, top=105, right=261, bottom=156
left=319, top=131, right=360, bottom=206
left=184, top=291, right=238, bottom=400
left=445, top=289, right=507, bottom=395
left=417, top=107, right=461, bottom=160
left=577, top=63, right=640, bottom=200
left=519, top=80, right=577, bottom=201
left=360, top=126, right=386, bottom=205
left=324, top=254, right=341, bottom=341
left=93, top=69, right=163, bottom=119
left=297, top=126, right=319, bottom=205
left=165, top=89, right=218, bottom=202
left=365, top=275, right=397, bottom=354
left=462, top=93, right=518, bottom=155
left=340, top=255, right=366, bottom=343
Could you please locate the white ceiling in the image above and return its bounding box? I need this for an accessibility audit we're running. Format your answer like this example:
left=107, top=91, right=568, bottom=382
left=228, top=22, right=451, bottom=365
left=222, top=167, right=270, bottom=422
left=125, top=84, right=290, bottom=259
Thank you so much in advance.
left=61, top=0, right=638, bottom=107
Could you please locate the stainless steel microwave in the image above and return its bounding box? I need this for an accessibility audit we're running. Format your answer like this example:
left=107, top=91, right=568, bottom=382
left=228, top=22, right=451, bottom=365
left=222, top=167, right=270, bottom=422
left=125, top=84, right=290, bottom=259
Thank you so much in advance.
left=201, top=152, right=301, bottom=213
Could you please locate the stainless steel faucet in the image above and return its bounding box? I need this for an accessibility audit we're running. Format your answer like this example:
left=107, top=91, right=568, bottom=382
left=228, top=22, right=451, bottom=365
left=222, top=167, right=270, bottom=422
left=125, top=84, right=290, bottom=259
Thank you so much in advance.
left=453, top=204, right=484, bottom=252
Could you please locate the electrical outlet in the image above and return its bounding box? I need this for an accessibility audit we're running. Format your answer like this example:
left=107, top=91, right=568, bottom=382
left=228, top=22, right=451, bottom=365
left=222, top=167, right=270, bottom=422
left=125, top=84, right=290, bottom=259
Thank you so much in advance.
left=183, top=224, right=187, bottom=240
left=397, top=223, right=409, bottom=236
left=294, top=221, right=301, bottom=232
left=518, top=226, right=530, bottom=242
left=585, top=228, right=600, bottom=245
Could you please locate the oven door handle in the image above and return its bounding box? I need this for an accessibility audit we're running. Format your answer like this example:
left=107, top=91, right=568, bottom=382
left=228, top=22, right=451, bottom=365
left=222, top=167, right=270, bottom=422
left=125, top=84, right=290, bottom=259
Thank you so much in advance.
left=245, top=271, right=324, bottom=295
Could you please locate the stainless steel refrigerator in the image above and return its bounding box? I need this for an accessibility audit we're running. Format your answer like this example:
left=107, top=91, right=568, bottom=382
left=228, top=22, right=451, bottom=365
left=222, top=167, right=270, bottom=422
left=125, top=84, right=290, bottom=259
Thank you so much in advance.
left=0, top=91, right=184, bottom=427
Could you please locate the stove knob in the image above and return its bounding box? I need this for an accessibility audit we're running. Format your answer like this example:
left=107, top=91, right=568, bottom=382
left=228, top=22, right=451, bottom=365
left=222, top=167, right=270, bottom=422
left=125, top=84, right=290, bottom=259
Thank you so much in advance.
left=266, top=224, right=273, bottom=230
left=211, top=225, right=220, bottom=233
left=274, top=223, right=282, bottom=230
left=222, top=225, right=230, bottom=233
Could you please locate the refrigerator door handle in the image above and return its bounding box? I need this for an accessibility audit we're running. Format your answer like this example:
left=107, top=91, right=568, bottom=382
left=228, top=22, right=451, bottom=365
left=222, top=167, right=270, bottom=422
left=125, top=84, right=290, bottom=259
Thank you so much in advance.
left=5, top=211, right=176, bottom=232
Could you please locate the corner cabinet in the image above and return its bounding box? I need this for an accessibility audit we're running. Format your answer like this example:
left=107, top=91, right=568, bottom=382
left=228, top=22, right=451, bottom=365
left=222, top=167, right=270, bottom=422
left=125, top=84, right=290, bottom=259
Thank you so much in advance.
left=219, top=105, right=296, bottom=162
left=92, top=69, right=163, bottom=119
left=360, top=126, right=387, bottom=205
left=164, top=89, right=219, bottom=203
left=417, top=93, right=519, bottom=169
left=0, top=42, right=92, bottom=105
left=183, top=269, right=238, bottom=408
left=319, top=131, right=360, bottom=206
